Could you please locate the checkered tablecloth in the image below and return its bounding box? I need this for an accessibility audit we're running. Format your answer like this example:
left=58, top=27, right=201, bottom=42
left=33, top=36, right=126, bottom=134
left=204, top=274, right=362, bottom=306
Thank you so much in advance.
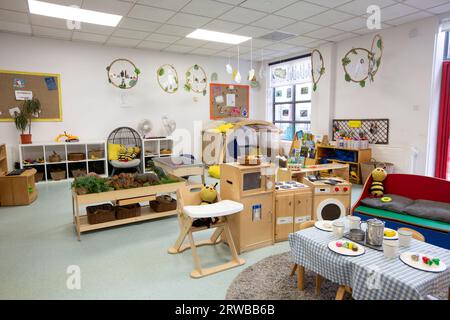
left=288, top=221, right=450, bottom=300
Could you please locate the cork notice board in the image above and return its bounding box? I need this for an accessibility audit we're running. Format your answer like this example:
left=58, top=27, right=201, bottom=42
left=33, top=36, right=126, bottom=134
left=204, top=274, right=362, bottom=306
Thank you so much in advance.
left=0, top=70, right=62, bottom=121
left=210, top=83, right=249, bottom=120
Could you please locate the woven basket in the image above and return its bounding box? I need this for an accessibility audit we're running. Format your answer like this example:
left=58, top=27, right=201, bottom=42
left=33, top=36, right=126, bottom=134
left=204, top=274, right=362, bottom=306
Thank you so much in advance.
left=116, top=203, right=141, bottom=220
left=34, top=172, right=44, bottom=182
left=68, top=153, right=86, bottom=161
left=50, top=170, right=66, bottom=181
left=87, top=203, right=115, bottom=224
left=71, top=169, right=87, bottom=178
left=150, top=195, right=177, bottom=212
left=88, top=150, right=103, bottom=159
left=48, top=151, right=62, bottom=163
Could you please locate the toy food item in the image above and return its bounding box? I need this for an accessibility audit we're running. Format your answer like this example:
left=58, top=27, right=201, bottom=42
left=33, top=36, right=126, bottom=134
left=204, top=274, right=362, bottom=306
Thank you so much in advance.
left=369, top=167, right=387, bottom=197
left=432, top=258, right=440, bottom=266
left=336, top=242, right=343, bottom=248
left=339, top=241, right=358, bottom=251
left=208, top=165, right=220, bottom=179
left=384, top=230, right=396, bottom=237
left=381, top=196, right=392, bottom=203
left=411, top=254, right=419, bottom=262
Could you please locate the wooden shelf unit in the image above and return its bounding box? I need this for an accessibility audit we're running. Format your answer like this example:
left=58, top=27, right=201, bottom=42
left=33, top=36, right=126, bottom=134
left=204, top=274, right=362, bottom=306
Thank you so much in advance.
left=0, top=144, right=7, bottom=175
left=72, top=174, right=186, bottom=240
left=19, top=141, right=108, bottom=183
left=315, top=144, right=372, bottom=184
left=142, top=137, right=174, bottom=173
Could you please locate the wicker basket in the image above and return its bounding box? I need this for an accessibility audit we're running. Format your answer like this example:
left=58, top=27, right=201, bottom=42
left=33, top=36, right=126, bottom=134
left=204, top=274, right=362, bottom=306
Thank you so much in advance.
left=116, top=203, right=141, bottom=220
left=87, top=203, right=115, bottom=224
left=88, top=150, right=103, bottom=159
left=50, top=170, right=66, bottom=181
left=68, top=153, right=86, bottom=161
left=71, top=169, right=87, bottom=178
left=34, top=172, right=44, bottom=182
left=48, top=151, right=62, bottom=163
left=150, top=195, right=177, bottom=212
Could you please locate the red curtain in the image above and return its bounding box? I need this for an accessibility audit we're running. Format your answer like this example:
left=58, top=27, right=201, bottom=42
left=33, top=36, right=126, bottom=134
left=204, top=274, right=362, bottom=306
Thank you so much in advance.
left=435, top=61, right=450, bottom=179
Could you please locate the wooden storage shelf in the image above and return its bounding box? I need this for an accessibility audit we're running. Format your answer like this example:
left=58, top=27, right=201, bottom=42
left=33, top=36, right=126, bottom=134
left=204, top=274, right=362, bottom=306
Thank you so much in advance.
left=0, top=144, right=7, bottom=175
left=142, top=137, right=174, bottom=173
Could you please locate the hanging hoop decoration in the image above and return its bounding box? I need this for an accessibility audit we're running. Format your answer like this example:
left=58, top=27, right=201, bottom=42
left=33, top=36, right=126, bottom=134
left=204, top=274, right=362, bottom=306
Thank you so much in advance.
left=106, top=58, right=140, bottom=89
left=184, top=64, right=207, bottom=96
left=311, top=49, right=325, bottom=92
left=157, top=64, right=179, bottom=94
left=341, top=34, right=383, bottom=88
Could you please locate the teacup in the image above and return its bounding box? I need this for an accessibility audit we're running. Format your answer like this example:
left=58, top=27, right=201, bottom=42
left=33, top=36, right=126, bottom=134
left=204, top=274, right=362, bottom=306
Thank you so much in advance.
left=348, top=216, right=361, bottom=230
left=332, top=221, right=345, bottom=237
left=398, top=229, right=412, bottom=247
left=383, top=240, right=399, bottom=259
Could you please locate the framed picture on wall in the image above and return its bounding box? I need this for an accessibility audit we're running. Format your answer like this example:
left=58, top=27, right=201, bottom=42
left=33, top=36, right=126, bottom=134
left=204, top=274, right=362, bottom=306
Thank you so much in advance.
left=297, top=83, right=312, bottom=101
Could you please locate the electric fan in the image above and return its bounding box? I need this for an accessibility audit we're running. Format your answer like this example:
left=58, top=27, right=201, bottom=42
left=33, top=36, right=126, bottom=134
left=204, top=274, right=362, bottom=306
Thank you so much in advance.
left=138, top=119, right=152, bottom=138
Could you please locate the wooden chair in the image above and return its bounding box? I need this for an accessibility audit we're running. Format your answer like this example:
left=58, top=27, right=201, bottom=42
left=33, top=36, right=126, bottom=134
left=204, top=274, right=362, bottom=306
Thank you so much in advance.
left=290, top=220, right=323, bottom=295
left=168, top=184, right=245, bottom=278
left=398, top=227, right=425, bottom=242
left=335, top=227, right=426, bottom=300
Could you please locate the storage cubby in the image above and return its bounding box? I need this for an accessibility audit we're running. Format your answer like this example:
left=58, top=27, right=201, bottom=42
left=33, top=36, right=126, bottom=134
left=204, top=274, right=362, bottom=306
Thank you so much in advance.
left=0, top=144, right=7, bottom=174
left=45, top=144, right=66, bottom=163
left=21, top=145, right=45, bottom=166
left=46, top=163, right=67, bottom=181
left=142, top=137, right=173, bottom=173
left=68, top=162, right=87, bottom=178
left=88, top=160, right=106, bottom=176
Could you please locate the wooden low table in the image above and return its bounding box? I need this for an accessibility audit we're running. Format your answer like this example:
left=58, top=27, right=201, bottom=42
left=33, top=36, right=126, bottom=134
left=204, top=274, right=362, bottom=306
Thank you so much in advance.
left=72, top=174, right=185, bottom=240
left=153, top=156, right=205, bottom=184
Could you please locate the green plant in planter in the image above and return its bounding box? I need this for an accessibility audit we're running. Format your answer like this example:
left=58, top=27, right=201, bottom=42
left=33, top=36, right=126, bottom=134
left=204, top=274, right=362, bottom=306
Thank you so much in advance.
left=13, top=110, right=29, bottom=134
left=72, top=175, right=114, bottom=194
left=22, top=97, right=41, bottom=135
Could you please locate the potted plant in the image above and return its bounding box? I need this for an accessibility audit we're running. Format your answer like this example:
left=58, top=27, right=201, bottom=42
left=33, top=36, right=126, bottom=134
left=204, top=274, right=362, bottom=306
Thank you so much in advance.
left=13, top=97, right=41, bottom=144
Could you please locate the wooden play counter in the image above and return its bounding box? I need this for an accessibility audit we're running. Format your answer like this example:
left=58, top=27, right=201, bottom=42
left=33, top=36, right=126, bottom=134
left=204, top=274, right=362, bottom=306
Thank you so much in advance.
left=72, top=175, right=186, bottom=240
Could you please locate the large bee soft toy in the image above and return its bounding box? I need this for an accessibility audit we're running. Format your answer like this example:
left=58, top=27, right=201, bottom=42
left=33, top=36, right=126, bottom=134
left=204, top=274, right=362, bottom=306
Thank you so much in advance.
left=193, top=183, right=219, bottom=228
left=370, top=167, right=387, bottom=198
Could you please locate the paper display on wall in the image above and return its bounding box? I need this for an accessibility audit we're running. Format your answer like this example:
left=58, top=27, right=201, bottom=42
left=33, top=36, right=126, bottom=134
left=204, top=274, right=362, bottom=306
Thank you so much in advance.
left=215, top=95, right=224, bottom=104
left=226, top=94, right=235, bottom=107
left=15, top=90, right=33, bottom=100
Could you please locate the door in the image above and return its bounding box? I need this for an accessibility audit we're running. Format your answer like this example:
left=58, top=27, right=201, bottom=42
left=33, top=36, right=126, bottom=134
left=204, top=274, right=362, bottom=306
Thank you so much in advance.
left=275, top=193, right=294, bottom=241
left=294, top=193, right=312, bottom=232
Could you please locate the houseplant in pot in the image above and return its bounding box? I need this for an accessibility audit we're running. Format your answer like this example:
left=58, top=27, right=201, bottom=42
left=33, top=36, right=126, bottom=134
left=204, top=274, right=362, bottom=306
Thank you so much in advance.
left=13, top=97, right=41, bottom=144
left=13, top=110, right=31, bottom=144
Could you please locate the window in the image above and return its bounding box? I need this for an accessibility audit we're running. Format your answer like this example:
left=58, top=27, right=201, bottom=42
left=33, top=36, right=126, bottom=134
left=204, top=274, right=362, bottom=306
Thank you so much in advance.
left=445, top=31, right=450, bottom=60
left=270, top=55, right=312, bottom=140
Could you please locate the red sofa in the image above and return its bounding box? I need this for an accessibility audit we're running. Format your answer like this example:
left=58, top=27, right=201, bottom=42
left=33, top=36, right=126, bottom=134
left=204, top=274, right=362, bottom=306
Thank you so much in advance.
left=353, top=174, right=450, bottom=249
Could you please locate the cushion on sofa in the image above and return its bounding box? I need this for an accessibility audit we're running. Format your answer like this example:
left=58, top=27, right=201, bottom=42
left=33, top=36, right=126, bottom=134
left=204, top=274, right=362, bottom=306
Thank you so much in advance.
left=360, top=194, right=414, bottom=213
left=403, top=200, right=450, bottom=224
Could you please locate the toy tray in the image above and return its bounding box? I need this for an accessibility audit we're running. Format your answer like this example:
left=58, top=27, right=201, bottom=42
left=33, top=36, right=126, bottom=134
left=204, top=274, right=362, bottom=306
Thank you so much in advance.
left=343, top=233, right=383, bottom=251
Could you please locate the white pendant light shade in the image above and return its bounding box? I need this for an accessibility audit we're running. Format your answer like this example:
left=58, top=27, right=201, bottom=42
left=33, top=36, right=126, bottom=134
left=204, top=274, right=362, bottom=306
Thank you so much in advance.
left=248, top=69, right=255, bottom=81
left=226, top=64, right=233, bottom=74
left=234, top=71, right=241, bottom=83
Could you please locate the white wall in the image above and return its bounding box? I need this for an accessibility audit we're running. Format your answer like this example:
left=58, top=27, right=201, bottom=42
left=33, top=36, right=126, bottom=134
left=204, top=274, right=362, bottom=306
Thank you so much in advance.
left=0, top=32, right=265, bottom=168
left=311, top=16, right=441, bottom=174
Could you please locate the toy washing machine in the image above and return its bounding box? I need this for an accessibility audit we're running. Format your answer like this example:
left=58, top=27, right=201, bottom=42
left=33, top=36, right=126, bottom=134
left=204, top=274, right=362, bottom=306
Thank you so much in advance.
left=303, top=177, right=352, bottom=221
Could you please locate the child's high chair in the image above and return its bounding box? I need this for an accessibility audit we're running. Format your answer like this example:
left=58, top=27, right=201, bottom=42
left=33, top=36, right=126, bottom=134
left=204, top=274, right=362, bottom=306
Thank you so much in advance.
left=168, top=184, right=245, bottom=278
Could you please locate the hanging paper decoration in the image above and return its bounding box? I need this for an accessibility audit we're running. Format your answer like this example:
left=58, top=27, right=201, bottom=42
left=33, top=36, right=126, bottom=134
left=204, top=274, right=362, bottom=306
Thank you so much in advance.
left=184, top=64, right=207, bottom=96
left=157, top=64, right=179, bottom=94
left=311, top=49, right=325, bottom=92
left=106, top=58, right=140, bottom=89
left=341, top=34, right=383, bottom=88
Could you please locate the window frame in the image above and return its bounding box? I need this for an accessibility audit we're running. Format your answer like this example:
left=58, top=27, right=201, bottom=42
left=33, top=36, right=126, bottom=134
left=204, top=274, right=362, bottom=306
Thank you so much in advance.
left=445, top=31, right=450, bottom=61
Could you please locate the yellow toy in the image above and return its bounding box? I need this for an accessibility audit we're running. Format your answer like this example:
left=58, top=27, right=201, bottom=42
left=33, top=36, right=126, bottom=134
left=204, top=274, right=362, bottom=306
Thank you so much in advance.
left=55, top=131, right=79, bottom=143
left=200, top=183, right=218, bottom=205
left=208, top=165, right=220, bottom=179
left=214, top=123, right=234, bottom=133
left=370, top=167, right=387, bottom=198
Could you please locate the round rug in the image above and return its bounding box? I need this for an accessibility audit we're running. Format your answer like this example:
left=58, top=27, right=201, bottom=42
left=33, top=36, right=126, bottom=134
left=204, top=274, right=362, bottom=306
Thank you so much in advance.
left=226, top=252, right=343, bottom=300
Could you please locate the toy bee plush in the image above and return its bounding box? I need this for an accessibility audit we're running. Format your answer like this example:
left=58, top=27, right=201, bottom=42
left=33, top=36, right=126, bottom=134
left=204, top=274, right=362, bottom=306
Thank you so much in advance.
left=370, top=167, right=387, bottom=197
left=193, top=183, right=219, bottom=228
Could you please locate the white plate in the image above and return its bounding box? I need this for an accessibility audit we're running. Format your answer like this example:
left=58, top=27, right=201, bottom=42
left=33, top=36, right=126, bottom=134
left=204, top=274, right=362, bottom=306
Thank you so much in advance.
left=383, top=228, right=398, bottom=240
left=328, top=240, right=365, bottom=257
left=315, top=220, right=333, bottom=232
left=399, top=252, right=447, bottom=273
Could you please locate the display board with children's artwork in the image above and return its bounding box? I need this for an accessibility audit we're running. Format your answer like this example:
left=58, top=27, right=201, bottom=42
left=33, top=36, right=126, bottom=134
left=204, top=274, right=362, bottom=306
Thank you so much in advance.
left=332, top=118, right=389, bottom=145
left=0, top=70, right=62, bottom=121
left=209, top=83, right=249, bottom=120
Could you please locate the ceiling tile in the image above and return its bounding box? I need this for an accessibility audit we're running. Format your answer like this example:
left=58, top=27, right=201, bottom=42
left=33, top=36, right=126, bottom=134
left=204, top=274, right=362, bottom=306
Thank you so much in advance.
left=326, top=32, right=359, bottom=42
left=240, top=38, right=275, bottom=48
left=0, top=20, right=31, bottom=34
left=275, top=1, right=328, bottom=20
left=45, top=0, right=82, bottom=5
left=284, top=35, right=317, bottom=46
left=202, top=19, right=243, bottom=32
left=240, top=0, right=298, bottom=13
left=78, top=23, right=115, bottom=35
left=30, top=14, right=68, bottom=29
left=128, top=4, right=176, bottom=23
left=402, top=0, right=450, bottom=10
left=32, top=25, right=72, bottom=40
left=219, top=7, right=266, bottom=24
left=304, top=39, right=330, bottom=48
left=136, top=40, right=169, bottom=50
left=181, top=0, right=234, bottom=18
left=428, top=2, right=450, bottom=14
left=0, top=0, right=28, bottom=12
left=118, top=18, right=161, bottom=32
left=332, top=17, right=367, bottom=31
left=106, top=36, right=141, bottom=47
left=72, top=31, right=108, bottom=43
left=112, top=28, right=149, bottom=40
left=156, top=24, right=194, bottom=36
left=251, top=14, right=296, bottom=29
left=233, top=25, right=271, bottom=37
left=305, top=0, right=353, bottom=8
left=279, top=21, right=321, bottom=35
left=306, top=27, right=344, bottom=39
left=82, top=0, right=132, bottom=16
left=189, top=47, right=220, bottom=55
left=336, top=0, right=396, bottom=16
left=385, top=11, right=434, bottom=26
left=146, top=32, right=180, bottom=43
left=370, top=3, right=418, bottom=21
left=166, top=12, right=211, bottom=28
left=173, top=37, right=207, bottom=47
left=305, top=10, right=355, bottom=26
left=201, top=41, right=233, bottom=50
left=136, top=0, right=191, bottom=11
left=0, top=9, right=29, bottom=24
left=214, top=0, right=246, bottom=5
left=163, top=44, right=193, bottom=53
left=263, top=42, right=297, bottom=51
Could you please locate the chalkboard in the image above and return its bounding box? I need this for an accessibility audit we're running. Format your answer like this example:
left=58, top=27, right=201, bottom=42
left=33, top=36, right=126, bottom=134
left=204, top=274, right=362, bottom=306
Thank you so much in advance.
left=209, top=83, right=249, bottom=120
left=0, top=70, right=62, bottom=121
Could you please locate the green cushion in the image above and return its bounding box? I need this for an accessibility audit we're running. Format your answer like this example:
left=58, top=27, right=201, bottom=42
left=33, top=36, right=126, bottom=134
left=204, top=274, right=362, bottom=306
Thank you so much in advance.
left=355, top=206, right=450, bottom=233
